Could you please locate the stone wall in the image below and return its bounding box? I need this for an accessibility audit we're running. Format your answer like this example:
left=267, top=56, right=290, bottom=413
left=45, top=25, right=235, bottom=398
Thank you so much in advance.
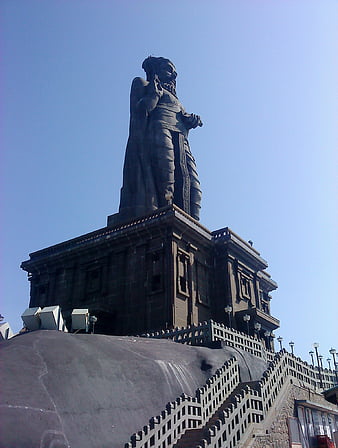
left=250, top=384, right=331, bottom=448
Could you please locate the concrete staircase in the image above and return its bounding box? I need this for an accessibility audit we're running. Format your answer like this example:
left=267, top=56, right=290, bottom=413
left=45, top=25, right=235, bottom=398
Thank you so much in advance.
left=174, top=381, right=259, bottom=448
left=124, top=334, right=336, bottom=448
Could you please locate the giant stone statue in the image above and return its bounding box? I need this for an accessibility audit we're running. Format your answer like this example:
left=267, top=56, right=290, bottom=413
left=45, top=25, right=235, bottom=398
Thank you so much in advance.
left=119, top=56, right=202, bottom=221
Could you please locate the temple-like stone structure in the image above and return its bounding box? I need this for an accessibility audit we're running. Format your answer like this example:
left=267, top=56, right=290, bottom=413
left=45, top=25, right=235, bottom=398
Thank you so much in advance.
left=21, top=204, right=279, bottom=347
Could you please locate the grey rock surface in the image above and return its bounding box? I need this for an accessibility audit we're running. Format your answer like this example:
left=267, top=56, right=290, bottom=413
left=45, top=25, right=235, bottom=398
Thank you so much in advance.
left=0, top=331, right=267, bottom=448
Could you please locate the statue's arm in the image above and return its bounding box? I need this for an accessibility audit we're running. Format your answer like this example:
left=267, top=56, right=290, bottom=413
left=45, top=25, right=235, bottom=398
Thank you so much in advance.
left=130, top=76, right=163, bottom=117
left=181, top=110, right=203, bottom=129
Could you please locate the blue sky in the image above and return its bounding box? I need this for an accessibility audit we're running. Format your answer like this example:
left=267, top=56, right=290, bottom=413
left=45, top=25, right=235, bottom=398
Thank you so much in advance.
left=2, top=0, right=337, bottom=364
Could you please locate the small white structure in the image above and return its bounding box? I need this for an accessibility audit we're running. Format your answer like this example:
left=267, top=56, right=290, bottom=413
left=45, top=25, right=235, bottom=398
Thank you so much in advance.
left=21, top=307, right=42, bottom=331
left=0, top=322, right=14, bottom=340
left=21, top=305, right=91, bottom=333
left=71, top=309, right=89, bottom=331
left=39, top=305, right=67, bottom=332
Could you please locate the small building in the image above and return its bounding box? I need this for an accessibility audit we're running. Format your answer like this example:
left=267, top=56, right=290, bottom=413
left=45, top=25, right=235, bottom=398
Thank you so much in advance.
left=296, top=399, right=338, bottom=447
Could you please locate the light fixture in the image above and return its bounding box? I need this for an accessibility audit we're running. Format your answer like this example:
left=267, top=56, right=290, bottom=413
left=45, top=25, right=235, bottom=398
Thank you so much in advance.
left=254, top=322, right=261, bottom=339
left=263, top=330, right=272, bottom=350
left=277, top=336, right=283, bottom=350
left=329, top=348, right=337, bottom=368
left=165, top=191, right=173, bottom=205
left=328, top=348, right=338, bottom=383
left=224, top=305, right=232, bottom=327
left=289, top=341, right=295, bottom=355
left=89, top=315, right=98, bottom=334
left=243, top=314, right=251, bottom=334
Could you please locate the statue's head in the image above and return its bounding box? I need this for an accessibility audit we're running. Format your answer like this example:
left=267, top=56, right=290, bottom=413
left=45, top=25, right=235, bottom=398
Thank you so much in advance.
left=142, top=56, right=177, bottom=83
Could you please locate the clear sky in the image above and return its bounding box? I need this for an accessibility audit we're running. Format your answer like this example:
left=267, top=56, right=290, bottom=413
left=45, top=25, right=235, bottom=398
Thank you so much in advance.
left=2, top=0, right=337, bottom=365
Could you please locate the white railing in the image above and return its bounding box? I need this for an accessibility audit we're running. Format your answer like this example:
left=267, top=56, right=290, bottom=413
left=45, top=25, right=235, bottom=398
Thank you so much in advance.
left=143, top=321, right=337, bottom=390
left=134, top=323, right=336, bottom=448
left=124, top=358, right=240, bottom=448
left=191, top=386, right=263, bottom=448
left=210, top=321, right=268, bottom=361
left=142, top=321, right=211, bottom=346
left=175, top=350, right=336, bottom=448
left=143, top=320, right=273, bottom=361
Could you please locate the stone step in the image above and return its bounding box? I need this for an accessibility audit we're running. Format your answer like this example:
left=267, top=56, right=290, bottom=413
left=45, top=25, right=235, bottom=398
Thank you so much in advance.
left=174, top=381, right=258, bottom=448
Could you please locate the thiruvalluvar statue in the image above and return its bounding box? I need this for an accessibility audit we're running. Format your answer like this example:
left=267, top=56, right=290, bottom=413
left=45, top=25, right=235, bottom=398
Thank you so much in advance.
left=119, top=56, right=202, bottom=221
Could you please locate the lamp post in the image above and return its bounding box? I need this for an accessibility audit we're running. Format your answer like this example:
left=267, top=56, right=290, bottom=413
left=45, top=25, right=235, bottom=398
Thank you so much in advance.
left=309, top=351, right=315, bottom=365
left=329, top=348, right=337, bottom=369
left=89, top=315, right=98, bottom=334
left=318, top=355, right=324, bottom=370
left=289, top=341, right=295, bottom=355
left=254, top=322, right=261, bottom=339
left=264, top=330, right=271, bottom=350
left=329, top=348, right=338, bottom=383
left=224, top=305, right=232, bottom=328
left=277, top=336, right=283, bottom=351
left=165, top=191, right=173, bottom=205
left=326, top=358, right=332, bottom=370
left=313, top=342, right=323, bottom=388
left=243, top=314, right=251, bottom=335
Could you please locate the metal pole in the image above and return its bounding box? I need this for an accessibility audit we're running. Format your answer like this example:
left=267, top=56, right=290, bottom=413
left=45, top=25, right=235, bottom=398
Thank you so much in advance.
left=243, top=314, right=250, bottom=335
left=319, top=355, right=324, bottom=370
left=264, top=331, right=271, bottom=350
left=309, top=351, right=314, bottom=365
left=313, top=343, right=323, bottom=388
left=254, top=323, right=261, bottom=339
left=224, top=306, right=232, bottom=328
left=329, top=348, right=338, bottom=383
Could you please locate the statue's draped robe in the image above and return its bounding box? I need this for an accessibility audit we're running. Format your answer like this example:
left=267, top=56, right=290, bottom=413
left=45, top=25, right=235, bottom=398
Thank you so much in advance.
left=119, top=77, right=201, bottom=221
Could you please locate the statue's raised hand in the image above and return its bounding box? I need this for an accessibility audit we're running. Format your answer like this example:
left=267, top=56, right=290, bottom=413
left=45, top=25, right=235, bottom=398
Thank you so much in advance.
left=150, top=74, right=163, bottom=98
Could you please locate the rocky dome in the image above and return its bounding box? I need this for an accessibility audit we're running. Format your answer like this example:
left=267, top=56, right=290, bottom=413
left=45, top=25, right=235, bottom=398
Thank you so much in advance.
left=0, top=330, right=267, bottom=448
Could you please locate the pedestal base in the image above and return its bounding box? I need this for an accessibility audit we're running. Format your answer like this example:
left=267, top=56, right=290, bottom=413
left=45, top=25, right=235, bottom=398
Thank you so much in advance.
left=21, top=205, right=279, bottom=338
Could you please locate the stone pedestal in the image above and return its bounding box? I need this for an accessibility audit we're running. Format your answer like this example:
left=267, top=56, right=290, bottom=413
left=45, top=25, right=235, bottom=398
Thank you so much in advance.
left=21, top=205, right=279, bottom=339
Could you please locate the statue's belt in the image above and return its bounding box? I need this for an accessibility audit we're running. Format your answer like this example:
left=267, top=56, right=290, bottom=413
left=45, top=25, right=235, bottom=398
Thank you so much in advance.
left=155, top=103, right=182, bottom=112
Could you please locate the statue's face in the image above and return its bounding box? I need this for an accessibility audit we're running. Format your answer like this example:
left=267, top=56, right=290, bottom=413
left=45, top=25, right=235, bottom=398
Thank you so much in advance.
left=158, top=61, right=177, bottom=83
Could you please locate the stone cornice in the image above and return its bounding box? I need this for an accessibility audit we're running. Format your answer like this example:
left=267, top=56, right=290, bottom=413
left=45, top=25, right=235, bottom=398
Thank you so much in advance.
left=21, top=206, right=212, bottom=270
left=212, top=227, right=269, bottom=272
